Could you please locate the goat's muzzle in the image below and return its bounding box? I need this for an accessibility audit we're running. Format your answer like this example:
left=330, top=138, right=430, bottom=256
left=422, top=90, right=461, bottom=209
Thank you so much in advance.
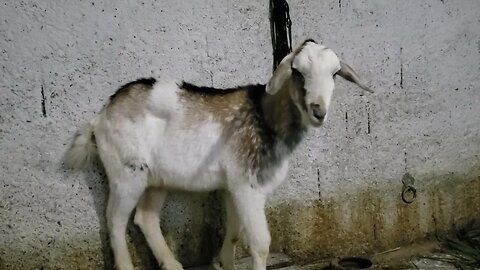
left=311, top=103, right=326, bottom=122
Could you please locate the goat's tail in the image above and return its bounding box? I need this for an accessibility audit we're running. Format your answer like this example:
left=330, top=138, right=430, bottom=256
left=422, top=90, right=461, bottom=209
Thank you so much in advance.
left=64, top=120, right=98, bottom=169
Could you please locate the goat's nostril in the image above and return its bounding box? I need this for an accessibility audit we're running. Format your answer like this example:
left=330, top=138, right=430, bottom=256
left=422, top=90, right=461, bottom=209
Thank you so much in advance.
left=311, top=103, right=326, bottom=121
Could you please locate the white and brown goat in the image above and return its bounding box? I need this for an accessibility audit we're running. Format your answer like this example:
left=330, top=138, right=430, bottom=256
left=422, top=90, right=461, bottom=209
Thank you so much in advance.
left=65, top=40, right=372, bottom=270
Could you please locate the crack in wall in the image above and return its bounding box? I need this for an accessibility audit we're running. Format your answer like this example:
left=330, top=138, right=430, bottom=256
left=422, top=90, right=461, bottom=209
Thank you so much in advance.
left=345, top=110, right=348, bottom=135
left=41, top=84, right=47, bottom=117
left=366, top=102, right=371, bottom=134
left=432, top=211, right=439, bottom=239
left=317, top=168, right=321, bottom=200
left=400, top=47, right=404, bottom=89
left=367, top=111, right=371, bottom=134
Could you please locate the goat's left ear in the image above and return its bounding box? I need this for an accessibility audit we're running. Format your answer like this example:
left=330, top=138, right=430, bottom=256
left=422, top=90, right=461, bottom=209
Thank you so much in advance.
left=266, top=52, right=295, bottom=95
left=336, top=61, right=374, bottom=93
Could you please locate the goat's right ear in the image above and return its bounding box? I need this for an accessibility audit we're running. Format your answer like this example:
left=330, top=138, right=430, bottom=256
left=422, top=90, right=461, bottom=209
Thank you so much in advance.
left=336, top=61, right=374, bottom=93
left=266, top=52, right=295, bottom=95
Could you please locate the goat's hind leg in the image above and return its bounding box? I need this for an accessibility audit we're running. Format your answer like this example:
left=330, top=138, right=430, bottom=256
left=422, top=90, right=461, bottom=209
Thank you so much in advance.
left=134, top=187, right=183, bottom=270
left=218, top=191, right=242, bottom=270
left=106, top=162, right=148, bottom=270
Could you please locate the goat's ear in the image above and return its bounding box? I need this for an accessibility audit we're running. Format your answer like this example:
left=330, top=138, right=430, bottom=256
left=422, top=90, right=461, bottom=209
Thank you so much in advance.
left=336, top=61, right=374, bottom=93
left=266, top=53, right=295, bottom=95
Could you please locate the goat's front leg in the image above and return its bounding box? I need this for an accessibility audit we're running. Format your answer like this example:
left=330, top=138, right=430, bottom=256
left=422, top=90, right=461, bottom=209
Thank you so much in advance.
left=230, top=185, right=270, bottom=270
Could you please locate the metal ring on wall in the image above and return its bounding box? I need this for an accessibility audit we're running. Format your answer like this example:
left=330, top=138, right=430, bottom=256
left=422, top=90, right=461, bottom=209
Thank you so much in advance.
left=402, top=185, right=417, bottom=204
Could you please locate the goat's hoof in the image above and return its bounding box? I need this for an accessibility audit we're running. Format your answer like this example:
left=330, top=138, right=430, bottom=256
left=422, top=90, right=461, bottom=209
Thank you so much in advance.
left=162, top=260, right=184, bottom=270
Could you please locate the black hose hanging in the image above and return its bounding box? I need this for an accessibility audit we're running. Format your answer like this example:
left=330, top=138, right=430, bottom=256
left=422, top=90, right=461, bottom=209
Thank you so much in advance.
left=270, top=0, right=293, bottom=71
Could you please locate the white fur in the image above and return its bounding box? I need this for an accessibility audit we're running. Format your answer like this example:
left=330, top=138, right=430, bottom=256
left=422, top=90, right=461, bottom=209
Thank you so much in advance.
left=64, top=120, right=98, bottom=168
left=65, top=41, right=370, bottom=270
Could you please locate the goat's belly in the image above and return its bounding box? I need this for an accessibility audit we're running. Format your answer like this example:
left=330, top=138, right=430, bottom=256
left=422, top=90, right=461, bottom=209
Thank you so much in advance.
left=144, top=119, right=227, bottom=191
left=148, top=166, right=225, bottom=191
left=147, top=154, right=225, bottom=191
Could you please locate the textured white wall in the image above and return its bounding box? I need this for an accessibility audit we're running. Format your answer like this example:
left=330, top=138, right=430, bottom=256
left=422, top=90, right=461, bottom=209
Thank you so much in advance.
left=1, top=0, right=479, bottom=269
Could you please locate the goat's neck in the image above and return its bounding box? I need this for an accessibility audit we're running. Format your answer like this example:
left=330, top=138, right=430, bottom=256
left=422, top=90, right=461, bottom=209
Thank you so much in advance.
left=261, top=86, right=305, bottom=149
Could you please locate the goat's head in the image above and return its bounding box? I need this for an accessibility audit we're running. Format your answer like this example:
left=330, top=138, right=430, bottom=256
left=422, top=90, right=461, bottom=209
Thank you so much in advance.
left=266, top=39, right=373, bottom=127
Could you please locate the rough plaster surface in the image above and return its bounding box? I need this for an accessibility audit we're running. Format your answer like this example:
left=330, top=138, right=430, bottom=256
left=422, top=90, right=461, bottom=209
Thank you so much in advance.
left=1, top=0, right=479, bottom=269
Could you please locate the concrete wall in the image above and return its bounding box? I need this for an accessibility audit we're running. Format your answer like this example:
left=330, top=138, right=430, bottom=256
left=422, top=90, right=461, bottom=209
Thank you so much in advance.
left=1, top=0, right=479, bottom=269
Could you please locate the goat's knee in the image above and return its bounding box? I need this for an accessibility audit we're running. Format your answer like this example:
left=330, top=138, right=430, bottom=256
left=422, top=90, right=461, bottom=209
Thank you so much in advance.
left=250, top=234, right=270, bottom=256
left=133, top=208, right=154, bottom=228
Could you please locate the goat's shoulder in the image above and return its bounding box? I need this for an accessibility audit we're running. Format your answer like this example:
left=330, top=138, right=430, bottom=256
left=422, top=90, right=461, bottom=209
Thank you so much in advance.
left=177, top=81, right=266, bottom=118
left=178, top=82, right=265, bottom=111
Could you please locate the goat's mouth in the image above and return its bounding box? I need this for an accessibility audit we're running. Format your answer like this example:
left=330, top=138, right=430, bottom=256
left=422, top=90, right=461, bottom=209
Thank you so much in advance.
left=309, top=110, right=325, bottom=127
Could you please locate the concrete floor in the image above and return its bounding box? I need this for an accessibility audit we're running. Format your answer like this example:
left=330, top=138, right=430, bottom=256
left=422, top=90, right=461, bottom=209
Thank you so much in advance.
left=189, top=257, right=459, bottom=270
left=188, top=241, right=465, bottom=270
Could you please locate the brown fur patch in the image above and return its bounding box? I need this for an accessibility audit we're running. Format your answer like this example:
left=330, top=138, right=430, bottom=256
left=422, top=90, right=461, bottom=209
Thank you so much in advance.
left=178, top=82, right=305, bottom=183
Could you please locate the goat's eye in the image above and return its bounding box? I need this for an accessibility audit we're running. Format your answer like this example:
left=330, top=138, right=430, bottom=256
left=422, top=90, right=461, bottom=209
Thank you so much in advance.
left=291, top=67, right=301, bottom=77
left=291, top=68, right=305, bottom=84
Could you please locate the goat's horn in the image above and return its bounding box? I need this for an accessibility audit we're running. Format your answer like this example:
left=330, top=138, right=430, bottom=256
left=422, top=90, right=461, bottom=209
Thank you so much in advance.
left=337, top=61, right=374, bottom=93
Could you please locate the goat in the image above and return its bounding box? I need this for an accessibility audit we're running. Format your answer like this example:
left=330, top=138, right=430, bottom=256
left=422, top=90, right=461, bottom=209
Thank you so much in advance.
left=64, top=39, right=372, bottom=270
